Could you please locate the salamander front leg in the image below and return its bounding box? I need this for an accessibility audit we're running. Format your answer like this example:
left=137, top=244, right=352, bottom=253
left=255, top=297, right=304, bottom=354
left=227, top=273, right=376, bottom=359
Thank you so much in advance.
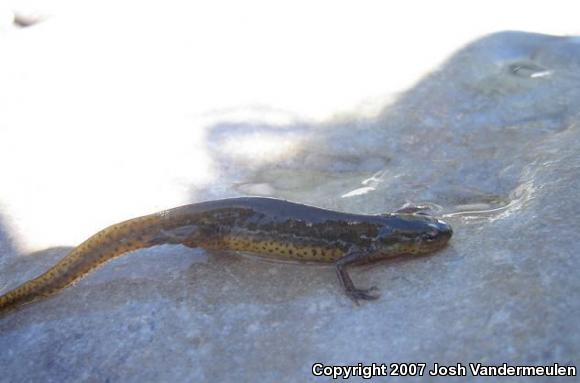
left=335, top=250, right=379, bottom=304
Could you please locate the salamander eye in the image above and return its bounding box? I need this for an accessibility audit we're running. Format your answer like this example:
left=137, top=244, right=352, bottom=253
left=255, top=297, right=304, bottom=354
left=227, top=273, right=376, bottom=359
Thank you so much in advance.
left=421, top=232, right=438, bottom=242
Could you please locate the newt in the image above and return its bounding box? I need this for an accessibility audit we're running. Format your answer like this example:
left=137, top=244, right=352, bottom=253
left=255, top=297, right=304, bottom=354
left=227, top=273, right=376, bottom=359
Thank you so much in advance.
left=0, top=197, right=452, bottom=314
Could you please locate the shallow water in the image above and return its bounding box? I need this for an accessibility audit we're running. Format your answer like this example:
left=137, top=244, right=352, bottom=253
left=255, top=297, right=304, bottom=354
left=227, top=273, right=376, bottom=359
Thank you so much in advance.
left=207, top=32, right=576, bottom=223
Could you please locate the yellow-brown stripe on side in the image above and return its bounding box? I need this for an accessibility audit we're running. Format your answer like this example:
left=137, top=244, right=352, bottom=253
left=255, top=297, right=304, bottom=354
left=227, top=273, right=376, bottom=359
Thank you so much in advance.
left=220, top=235, right=346, bottom=262
left=0, top=214, right=166, bottom=314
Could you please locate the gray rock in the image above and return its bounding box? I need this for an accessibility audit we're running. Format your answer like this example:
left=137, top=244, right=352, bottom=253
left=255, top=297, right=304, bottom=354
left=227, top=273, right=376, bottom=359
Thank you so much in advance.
left=2, top=31, right=580, bottom=382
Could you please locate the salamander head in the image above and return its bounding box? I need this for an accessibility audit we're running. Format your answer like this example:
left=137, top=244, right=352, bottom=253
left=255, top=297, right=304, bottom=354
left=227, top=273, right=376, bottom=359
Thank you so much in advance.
left=375, top=213, right=452, bottom=256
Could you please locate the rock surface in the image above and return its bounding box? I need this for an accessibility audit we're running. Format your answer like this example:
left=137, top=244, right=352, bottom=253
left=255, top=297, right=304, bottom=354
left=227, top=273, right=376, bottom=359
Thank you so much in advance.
left=1, top=29, right=580, bottom=383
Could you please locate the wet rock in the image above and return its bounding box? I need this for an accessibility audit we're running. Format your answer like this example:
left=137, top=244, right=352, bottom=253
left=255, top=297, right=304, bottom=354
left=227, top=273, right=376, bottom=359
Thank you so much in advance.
left=2, top=31, right=580, bottom=382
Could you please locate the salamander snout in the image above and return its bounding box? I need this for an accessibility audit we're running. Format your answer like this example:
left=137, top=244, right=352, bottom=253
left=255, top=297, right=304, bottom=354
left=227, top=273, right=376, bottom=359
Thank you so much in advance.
left=377, top=214, right=453, bottom=256
left=414, top=217, right=453, bottom=254
left=432, top=219, right=452, bottom=241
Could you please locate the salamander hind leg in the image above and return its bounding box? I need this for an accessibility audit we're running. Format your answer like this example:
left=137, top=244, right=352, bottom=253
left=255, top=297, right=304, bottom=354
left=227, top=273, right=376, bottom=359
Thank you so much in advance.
left=334, top=249, right=380, bottom=305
